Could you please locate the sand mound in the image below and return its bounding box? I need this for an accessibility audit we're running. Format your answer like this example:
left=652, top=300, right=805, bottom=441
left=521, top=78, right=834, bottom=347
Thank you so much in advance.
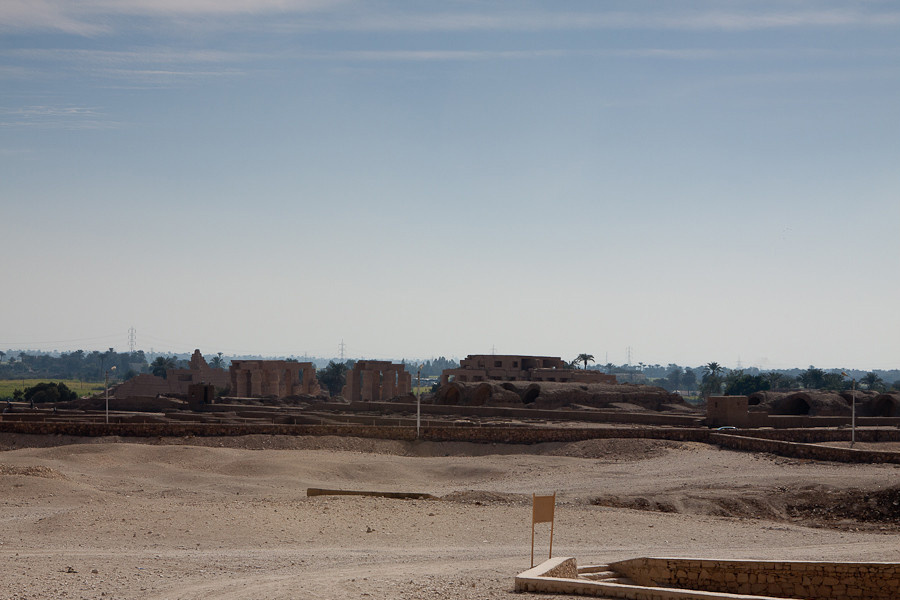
left=0, top=463, right=65, bottom=478
left=543, top=439, right=693, bottom=460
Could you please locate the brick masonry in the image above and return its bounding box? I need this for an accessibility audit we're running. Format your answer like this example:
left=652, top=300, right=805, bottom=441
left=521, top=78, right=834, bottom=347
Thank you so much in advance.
left=610, top=557, right=900, bottom=599
left=2, top=420, right=900, bottom=464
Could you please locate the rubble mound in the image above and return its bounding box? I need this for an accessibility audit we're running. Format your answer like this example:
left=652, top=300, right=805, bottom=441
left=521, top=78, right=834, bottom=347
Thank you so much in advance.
left=0, top=464, right=65, bottom=479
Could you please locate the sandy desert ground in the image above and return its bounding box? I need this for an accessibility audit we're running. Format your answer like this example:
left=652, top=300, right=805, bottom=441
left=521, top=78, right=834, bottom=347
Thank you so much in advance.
left=2, top=433, right=899, bottom=599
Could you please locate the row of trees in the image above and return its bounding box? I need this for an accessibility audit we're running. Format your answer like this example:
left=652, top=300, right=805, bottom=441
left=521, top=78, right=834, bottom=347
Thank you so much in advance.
left=0, top=350, right=160, bottom=382
left=696, top=363, right=896, bottom=397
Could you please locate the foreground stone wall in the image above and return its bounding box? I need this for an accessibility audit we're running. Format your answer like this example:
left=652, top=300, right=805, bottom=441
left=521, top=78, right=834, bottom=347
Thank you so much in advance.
left=0, top=420, right=711, bottom=444
left=3, top=420, right=900, bottom=465
left=610, top=557, right=900, bottom=599
left=711, top=433, right=900, bottom=464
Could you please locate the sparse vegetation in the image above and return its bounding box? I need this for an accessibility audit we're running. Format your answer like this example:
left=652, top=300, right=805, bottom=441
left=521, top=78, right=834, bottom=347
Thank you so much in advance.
left=0, top=379, right=104, bottom=401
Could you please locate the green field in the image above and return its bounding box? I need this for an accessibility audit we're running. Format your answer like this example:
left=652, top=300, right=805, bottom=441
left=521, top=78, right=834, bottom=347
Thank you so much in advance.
left=0, top=379, right=106, bottom=400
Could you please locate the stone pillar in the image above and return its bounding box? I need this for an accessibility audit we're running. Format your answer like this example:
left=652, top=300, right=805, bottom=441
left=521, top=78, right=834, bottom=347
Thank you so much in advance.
left=400, top=371, right=412, bottom=396
left=381, top=368, right=396, bottom=400
left=250, top=367, right=263, bottom=396
left=300, top=365, right=314, bottom=394
left=361, top=370, right=378, bottom=402
left=342, top=369, right=358, bottom=401
left=282, top=367, right=293, bottom=397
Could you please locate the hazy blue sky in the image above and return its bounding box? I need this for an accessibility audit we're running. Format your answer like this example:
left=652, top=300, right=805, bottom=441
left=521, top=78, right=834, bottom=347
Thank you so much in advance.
left=1, top=1, right=898, bottom=369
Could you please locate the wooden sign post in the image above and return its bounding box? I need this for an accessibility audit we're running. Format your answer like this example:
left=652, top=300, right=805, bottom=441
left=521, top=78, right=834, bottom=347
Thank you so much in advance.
left=531, top=492, right=556, bottom=568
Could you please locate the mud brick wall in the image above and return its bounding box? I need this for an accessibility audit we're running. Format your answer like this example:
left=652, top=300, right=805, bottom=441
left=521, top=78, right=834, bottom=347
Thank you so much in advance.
left=0, top=420, right=712, bottom=444
left=711, top=433, right=900, bottom=464
left=3, top=421, right=900, bottom=466
left=312, top=401, right=704, bottom=427
left=0, top=421, right=419, bottom=441
left=727, top=429, right=900, bottom=443
left=610, top=557, right=900, bottom=600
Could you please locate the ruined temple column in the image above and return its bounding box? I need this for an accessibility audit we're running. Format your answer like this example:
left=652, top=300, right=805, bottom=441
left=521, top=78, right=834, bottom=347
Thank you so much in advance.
left=361, top=370, right=379, bottom=402
left=400, top=371, right=412, bottom=396
left=281, top=367, right=294, bottom=397
left=381, top=368, right=396, bottom=400
left=300, top=365, right=313, bottom=394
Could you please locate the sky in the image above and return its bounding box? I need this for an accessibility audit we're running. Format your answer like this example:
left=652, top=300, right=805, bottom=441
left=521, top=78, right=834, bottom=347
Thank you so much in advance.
left=1, top=1, right=898, bottom=370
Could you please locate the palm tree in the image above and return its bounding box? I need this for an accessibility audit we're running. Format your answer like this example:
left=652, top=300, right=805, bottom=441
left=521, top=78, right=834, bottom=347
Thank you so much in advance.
left=575, top=353, right=595, bottom=370
left=318, top=360, right=349, bottom=395
left=150, top=356, right=176, bottom=379
left=701, top=362, right=725, bottom=398
left=704, top=362, right=724, bottom=378
left=209, top=352, right=226, bottom=369
left=861, top=372, right=886, bottom=392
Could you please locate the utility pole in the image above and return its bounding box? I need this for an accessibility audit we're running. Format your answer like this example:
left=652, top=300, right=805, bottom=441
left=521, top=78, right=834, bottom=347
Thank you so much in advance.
left=105, top=366, right=116, bottom=424
left=416, top=364, right=423, bottom=439
left=128, top=327, right=136, bottom=354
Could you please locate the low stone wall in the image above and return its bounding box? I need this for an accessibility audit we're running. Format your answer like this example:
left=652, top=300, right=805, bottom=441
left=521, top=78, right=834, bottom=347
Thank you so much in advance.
left=516, top=558, right=784, bottom=599
left=3, top=420, right=900, bottom=465
left=0, top=420, right=712, bottom=444
left=723, top=428, right=900, bottom=443
left=711, top=433, right=900, bottom=464
left=610, top=557, right=900, bottom=599
left=312, top=401, right=704, bottom=427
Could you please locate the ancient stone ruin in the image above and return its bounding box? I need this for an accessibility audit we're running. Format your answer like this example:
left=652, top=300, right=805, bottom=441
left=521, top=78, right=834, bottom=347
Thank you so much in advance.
left=440, top=354, right=617, bottom=385
left=708, top=391, right=900, bottom=428
left=341, top=361, right=412, bottom=402
left=429, top=354, right=687, bottom=411
left=112, top=349, right=229, bottom=400
left=229, top=360, right=319, bottom=398
left=433, top=380, right=684, bottom=411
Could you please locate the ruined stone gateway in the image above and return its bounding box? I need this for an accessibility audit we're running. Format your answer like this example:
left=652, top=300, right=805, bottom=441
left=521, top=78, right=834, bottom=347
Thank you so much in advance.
left=229, top=360, right=319, bottom=398
left=341, top=361, right=412, bottom=402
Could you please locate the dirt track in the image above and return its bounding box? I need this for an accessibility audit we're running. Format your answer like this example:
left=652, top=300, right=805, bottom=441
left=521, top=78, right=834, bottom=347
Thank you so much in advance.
left=2, top=434, right=899, bottom=599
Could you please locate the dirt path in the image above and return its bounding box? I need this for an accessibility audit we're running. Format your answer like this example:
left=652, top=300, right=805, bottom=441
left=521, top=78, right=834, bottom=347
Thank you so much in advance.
left=2, top=435, right=899, bottom=599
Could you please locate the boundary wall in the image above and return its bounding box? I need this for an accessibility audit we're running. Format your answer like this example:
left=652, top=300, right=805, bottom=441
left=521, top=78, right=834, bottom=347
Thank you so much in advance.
left=516, top=557, right=783, bottom=600
left=710, top=433, right=900, bottom=464
left=0, top=421, right=711, bottom=444
left=3, top=421, right=900, bottom=464
left=309, top=400, right=704, bottom=427
left=610, top=557, right=900, bottom=600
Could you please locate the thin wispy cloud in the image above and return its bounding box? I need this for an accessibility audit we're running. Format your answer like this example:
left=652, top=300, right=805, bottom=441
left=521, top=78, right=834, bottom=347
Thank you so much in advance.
left=286, top=8, right=900, bottom=34
left=0, top=105, right=118, bottom=129
left=2, top=48, right=253, bottom=87
left=3, top=1, right=899, bottom=36
left=0, top=0, right=341, bottom=34
left=0, top=0, right=107, bottom=35
left=310, top=49, right=569, bottom=62
left=8, top=48, right=255, bottom=65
